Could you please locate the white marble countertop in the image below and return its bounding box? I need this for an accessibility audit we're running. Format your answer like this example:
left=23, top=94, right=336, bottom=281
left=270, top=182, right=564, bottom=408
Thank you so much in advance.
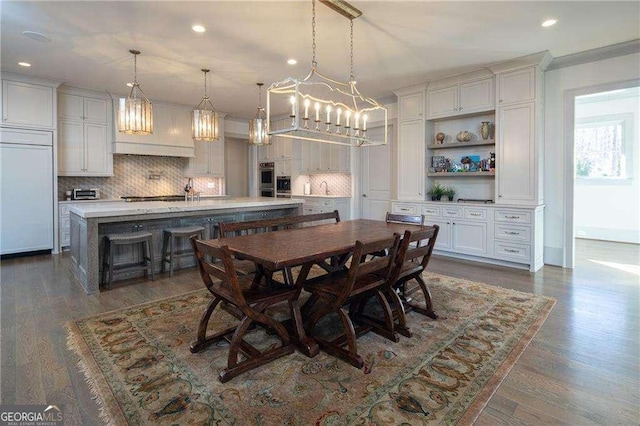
left=292, top=194, right=351, bottom=199
left=70, top=197, right=304, bottom=218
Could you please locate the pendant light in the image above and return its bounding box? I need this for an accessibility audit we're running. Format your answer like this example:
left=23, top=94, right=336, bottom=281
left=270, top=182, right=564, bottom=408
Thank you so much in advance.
left=192, top=68, right=219, bottom=142
left=118, top=49, right=153, bottom=135
left=248, top=83, right=271, bottom=146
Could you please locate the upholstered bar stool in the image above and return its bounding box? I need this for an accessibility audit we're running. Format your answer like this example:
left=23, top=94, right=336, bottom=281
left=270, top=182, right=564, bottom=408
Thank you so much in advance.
left=161, top=226, right=205, bottom=276
left=101, top=231, right=155, bottom=289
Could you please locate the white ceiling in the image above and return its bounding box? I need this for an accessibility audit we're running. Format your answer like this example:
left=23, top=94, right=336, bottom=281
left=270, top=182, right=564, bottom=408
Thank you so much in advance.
left=2, top=1, right=639, bottom=119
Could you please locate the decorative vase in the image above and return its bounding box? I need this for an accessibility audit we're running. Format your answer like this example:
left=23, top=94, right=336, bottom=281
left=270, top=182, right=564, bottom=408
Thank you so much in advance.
left=456, top=131, right=471, bottom=142
left=481, top=122, right=490, bottom=140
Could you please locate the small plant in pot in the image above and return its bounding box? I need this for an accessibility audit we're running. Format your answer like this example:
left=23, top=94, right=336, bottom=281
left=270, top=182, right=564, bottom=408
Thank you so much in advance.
left=427, top=183, right=445, bottom=201
left=443, top=186, right=456, bottom=201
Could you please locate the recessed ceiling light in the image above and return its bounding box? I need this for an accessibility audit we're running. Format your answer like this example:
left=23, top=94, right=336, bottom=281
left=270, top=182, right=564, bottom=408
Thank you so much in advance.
left=18, top=62, right=31, bottom=67
left=126, top=83, right=133, bottom=87
left=541, top=19, right=557, bottom=27
left=192, top=24, right=206, bottom=33
left=22, top=30, right=51, bottom=42
left=287, top=58, right=298, bottom=65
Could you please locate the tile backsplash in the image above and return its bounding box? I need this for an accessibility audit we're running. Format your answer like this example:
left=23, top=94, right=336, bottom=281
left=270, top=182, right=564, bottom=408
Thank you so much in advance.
left=58, top=155, right=223, bottom=200
left=293, top=173, right=352, bottom=196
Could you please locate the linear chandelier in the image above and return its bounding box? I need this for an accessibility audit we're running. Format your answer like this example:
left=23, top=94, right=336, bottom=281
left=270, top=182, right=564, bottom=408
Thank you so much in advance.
left=267, top=0, right=387, bottom=147
left=118, top=49, right=153, bottom=135
left=192, top=68, right=220, bottom=142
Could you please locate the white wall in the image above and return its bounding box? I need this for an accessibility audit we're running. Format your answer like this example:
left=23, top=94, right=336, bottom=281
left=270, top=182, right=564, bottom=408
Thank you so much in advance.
left=544, top=52, right=640, bottom=266
left=574, top=94, right=639, bottom=244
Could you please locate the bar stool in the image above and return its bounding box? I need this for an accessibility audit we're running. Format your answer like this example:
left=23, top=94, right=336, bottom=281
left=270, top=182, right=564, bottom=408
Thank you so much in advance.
left=101, top=231, right=155, bottom=289
left=161, top=226, right=205, bottom=276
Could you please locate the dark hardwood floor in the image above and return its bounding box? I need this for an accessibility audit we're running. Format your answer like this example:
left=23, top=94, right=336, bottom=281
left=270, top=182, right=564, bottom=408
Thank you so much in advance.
left=1, top=239, right=638, bottom=425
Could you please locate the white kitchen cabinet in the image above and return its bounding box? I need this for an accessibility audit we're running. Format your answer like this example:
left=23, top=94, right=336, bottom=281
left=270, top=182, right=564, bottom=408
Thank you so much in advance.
left=258, top=141, right=275, bottom=161
left=398, top=91, right=424, bottom=121
left=397, top=119, right=425, bottom=200
left=58, top=90, right=112, bottom=176
left=276, top=159, right=291, bottom=176
left=111, top=99, right=195, bottom=157
left=1, top=79, right=56, bottom=129
left=496, top=101, right=536, bottom=204
left=186, top=118, right=224, bottom=177
left=275, top=137, right=292, bottom=159
left=427, top=77, right=494, bottom=119
left=300, top=196, right=350, bottom=221
left=391, top=200, right=543, bottom=271
left=497, top=67, right=535, bottom=106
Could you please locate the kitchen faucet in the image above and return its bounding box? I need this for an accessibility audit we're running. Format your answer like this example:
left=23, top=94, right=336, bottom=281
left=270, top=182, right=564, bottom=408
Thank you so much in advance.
left=184, top=178, right=194, bottom=201
left=320, top=180, right=329, bottom=195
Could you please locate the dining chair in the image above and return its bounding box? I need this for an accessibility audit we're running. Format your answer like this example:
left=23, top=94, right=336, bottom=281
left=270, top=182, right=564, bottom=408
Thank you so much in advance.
left=302, top=234, right=401, bottom=368
left=189, top=236, right=300, bottom=383
left=369, top=212, right=425, bottom=258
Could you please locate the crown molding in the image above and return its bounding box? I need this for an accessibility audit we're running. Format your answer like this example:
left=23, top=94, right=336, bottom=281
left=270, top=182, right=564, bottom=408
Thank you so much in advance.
left=546, top=39, right=640, bottom=71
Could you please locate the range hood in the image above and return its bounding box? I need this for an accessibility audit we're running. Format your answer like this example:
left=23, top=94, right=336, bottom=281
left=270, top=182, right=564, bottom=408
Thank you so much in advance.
left=111, top=94, right=195, bottom=158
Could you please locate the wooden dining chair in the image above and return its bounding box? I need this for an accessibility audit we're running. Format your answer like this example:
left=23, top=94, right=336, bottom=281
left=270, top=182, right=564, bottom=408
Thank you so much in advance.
left=391, top=225, right=440, bottom=319
left=302, top=234, right=401, bottom=368
left=369, top=212, right=425, bottom=258
left=189, top=236, right=301, bottom=383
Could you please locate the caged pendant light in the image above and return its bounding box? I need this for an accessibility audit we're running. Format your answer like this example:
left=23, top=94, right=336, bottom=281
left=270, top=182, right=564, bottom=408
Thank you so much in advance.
left=248, top=83, right=271, bottom=146
left=267, top=0, right=387, bottom=147
left=118, top=49, right=153, bottom=135
left=192, top=68, right=220, bottom=142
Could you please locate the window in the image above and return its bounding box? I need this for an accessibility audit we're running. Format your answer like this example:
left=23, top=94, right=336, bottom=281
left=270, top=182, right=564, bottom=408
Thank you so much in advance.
left=575, top=115, right=630, bottom=179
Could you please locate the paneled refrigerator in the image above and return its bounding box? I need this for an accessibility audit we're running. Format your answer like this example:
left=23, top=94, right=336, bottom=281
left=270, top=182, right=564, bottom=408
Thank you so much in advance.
left=0, top=128, right=54, bottom=256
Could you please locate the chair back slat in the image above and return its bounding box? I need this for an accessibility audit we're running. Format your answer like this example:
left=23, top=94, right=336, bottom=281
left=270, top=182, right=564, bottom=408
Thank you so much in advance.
left=385, top=212, right=424, bottom=225
left=343, top=235, right=400, bottom=293
left=390, top=226, right=439, bottom=283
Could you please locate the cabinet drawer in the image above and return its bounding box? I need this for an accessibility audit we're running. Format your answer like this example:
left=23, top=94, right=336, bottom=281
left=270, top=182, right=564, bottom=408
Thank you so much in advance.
left=303, top=198, right=321, bottom=208
left=392, top=203, right=419, bottom=215
left=442, top=207, right=462, bottom=218
left=61, top=216, right=70, bottom=230
left=319, top=200, right=333, bottom=208
left=421, top=205, right=440, bottom=217
left=495, top=224, right=531, bottom=242
left=464, top=207, right=487, bottom=221
left=494, top=241, right=530, bottom=262
left=495, top=210, right=531, bottom=224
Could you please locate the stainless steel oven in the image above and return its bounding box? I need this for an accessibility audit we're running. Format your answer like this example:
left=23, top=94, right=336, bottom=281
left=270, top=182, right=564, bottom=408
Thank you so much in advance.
left=259, top=162, right=275, bottom=197
left=276, top=175, right=291, bottom=196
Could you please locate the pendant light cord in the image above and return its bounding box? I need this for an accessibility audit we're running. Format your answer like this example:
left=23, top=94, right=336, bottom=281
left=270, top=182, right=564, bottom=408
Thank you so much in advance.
left=350, top=19, right=354, bottom=83
left=133, top=52, right=138, bottom=86
left=312, top=0, right=317, bottom=69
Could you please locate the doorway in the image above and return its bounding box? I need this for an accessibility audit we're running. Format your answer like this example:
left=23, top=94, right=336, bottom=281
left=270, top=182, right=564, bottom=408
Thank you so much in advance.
left=565, top=80, right=640, bottom=267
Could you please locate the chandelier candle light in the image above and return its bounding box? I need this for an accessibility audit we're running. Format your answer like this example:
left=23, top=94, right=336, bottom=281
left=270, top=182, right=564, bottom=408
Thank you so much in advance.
left=118, top=49, right=153, bottom=135
left=192, top=68, right=219, bottom=142
left=267, top=0, right=387, bottom=147
left=248, top=83, right=270, bottom=146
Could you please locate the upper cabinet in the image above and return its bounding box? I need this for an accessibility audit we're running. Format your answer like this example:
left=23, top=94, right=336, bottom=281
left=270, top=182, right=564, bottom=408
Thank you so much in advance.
left=398, top=91, right=424, bottom=121
left=57, top=88, right=112, bottom=176
left=394, top=85, right=426, bottom=201
left=111, top=97, right=195, bottom=157
left=427, top=76, right=494, bottom=119
left=186, top=118, right=225, bottom=177
left=1, top=73, right=61, bottom=130
left=497, top=67, right=536, bottom=105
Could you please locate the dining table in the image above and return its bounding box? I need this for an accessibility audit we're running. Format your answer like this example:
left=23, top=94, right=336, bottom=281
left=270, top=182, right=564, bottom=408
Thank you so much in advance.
left=200, top=218, right=425, bottom=357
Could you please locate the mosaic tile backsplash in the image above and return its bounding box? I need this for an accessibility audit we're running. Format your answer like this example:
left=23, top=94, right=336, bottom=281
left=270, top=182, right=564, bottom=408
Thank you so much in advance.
left=293, top=174, right=352, bottom=196
left=58, top=155, right=223, bottom=200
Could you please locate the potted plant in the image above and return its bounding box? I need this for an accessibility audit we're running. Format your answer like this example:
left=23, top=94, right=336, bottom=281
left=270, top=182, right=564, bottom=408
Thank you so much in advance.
left=443, top=186, right=456, bottom=201
left=427, top=182, right=445, bottom=201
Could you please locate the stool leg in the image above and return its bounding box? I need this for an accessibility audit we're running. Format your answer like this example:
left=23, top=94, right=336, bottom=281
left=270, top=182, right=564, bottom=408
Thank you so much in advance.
left=141, top=241, right=148, bottom=280
left=108, top=239, right=115, bottom=290
left=145, top=239, right=155, bottom=281
left=161, top=231, right=168, bottom=274
left=169, top=235, right=175, bottom=277
left=101, top=237, right=108, bottom=286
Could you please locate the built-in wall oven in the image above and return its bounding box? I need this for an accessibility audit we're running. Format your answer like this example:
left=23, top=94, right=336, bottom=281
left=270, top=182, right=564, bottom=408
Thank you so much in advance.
left=276, top=176, right=291, bottom=198
left=259, top=162, right=275, bottom=197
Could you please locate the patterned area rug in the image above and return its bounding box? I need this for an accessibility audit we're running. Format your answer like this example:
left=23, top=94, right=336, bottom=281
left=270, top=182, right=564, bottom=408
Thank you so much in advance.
left=67, top=272, right=554, bottom=425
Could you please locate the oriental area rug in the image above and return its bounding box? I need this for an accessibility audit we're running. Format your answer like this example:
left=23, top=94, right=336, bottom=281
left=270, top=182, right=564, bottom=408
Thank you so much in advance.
left=67, top=272, right=555, bottom=425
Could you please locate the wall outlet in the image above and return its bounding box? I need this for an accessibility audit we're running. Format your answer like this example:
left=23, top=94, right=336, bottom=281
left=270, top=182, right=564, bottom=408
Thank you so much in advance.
left=206, top=182, right=215, bottom=188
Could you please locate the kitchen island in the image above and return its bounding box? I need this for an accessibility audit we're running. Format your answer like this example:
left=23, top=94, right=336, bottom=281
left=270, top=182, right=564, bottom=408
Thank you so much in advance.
left=69, top=197, right=303, bottom=294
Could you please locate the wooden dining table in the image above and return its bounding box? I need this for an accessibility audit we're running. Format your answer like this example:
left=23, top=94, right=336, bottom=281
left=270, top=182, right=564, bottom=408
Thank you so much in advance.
left=201, top=219, right=424, bottom=357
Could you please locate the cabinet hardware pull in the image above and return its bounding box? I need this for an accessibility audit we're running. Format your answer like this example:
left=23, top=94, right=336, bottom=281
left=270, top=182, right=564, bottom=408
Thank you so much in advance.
left=470, top=213, right=481, bottom=216
left=505, top=215, right=520, bottom=219
left=505, top=231, right=519, bottom=235
left=505, top=249, right=519, bottom=253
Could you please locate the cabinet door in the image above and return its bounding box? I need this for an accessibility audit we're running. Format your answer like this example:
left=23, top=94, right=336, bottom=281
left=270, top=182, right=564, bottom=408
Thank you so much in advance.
left=2, top=80, right=54, bottom=128
left=276, top=137, right=292, bottom=158
left=427, top=85, right=457, bottom=118
left=452, top=220, right=487, bottom=255
left=84, top=123, right=109, bottom=174
left=59, top=93, right=84, bottom=120
left=397, top=120, right=425, bottom=200
left=84, top=97, right=108, bottom=124
left=308, top=141, right=321, bottom=172
left=191, top=141, right=210, bottom=175
left=430, top=219, right=452, bottom=251
left=208, top=140, right=225, bottom=176
left=497, top=102, right=535, bottom=204
left=154, top=105, right=174, bottom=146
left=172, top=107, right=193, bottom=148
left=320, top=143, right=332, bottom=172
left=399, top=92, right=424, bottom=121
left=459, top=78, right=494, bottom=114
left=498, top=67, right=535, bottom=105
left=58, top=119, right=84, bottom=173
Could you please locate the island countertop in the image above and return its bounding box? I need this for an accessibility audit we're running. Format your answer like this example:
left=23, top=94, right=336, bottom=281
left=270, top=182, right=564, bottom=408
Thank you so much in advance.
left=70, top=197, right=304, bottom=219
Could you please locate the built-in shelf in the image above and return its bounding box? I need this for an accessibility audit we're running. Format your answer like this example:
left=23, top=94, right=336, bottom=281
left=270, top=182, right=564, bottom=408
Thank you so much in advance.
left=427, top=171, right=495, bottom=177
left=427, top=140, right=495, bottom=149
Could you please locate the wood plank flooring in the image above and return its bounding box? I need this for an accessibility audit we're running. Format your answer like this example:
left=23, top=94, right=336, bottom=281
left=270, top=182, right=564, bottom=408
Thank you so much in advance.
left=1, top=239, right=638, bottom=425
